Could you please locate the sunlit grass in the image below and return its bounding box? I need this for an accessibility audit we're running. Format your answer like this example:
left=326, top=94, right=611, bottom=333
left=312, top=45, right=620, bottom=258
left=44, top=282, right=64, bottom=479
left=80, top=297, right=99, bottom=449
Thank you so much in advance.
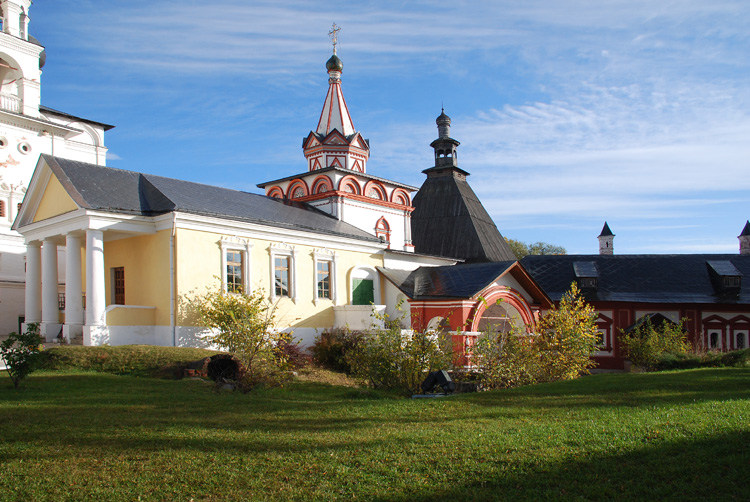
left=1, top=368, right=748, bottom=501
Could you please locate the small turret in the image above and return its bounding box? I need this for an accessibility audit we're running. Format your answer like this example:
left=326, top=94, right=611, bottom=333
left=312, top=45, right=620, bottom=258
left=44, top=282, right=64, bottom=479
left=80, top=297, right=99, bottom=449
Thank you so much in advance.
left=739, top=220, right=750, bottom=255
left=430, top=108, right=460, bottom=169
left=598, top=222, right=614, bottom=255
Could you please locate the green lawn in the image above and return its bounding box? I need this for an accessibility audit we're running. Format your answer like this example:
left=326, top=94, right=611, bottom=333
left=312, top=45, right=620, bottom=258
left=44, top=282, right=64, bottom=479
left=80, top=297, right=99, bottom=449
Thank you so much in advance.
left=0, top=368, right=748, bottom=501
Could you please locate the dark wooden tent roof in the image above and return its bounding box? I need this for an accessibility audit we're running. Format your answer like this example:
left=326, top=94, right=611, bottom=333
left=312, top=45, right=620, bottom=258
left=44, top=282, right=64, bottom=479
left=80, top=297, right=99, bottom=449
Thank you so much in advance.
left=410, top=166, right=515, bottom=263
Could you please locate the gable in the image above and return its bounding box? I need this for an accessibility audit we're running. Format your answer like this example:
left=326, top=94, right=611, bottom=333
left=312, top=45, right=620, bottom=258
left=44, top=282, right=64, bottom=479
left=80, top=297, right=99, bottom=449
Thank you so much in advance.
left=32, top=171, right=79, bottom=222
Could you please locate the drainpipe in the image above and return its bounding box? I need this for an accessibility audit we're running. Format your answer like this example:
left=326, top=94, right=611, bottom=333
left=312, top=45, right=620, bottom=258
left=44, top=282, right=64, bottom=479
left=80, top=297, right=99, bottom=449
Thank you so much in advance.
left=170, top=213, right=177, bottom=346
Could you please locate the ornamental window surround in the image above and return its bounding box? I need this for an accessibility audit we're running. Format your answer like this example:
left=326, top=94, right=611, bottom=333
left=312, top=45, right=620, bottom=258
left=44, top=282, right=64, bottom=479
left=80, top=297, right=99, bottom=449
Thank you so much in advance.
left=269, top=244, right=297, bottom=302
left=220, top=239, right=253, bottom=294
left=313, top=249, right=337, bottom=305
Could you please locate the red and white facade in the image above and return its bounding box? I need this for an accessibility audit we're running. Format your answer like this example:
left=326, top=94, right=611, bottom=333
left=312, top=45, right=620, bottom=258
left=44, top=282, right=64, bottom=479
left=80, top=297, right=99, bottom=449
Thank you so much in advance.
left=258, top=52, right=416, bottom=252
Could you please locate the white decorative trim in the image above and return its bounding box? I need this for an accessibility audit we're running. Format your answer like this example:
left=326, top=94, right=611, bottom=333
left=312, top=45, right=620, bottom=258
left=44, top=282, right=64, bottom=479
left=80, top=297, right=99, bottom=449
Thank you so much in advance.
left=219, top=236, right=253, bottom=294
left=312, top=248, right=337, bottom=306
left=269, top=243, right=296, bottom=302
left=347, top=265, right=381, bottom=304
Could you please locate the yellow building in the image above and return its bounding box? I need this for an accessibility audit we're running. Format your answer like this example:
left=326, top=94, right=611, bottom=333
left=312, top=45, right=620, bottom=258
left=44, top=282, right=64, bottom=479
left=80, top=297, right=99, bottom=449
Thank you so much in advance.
left=13, top=154, right=419, bottom=346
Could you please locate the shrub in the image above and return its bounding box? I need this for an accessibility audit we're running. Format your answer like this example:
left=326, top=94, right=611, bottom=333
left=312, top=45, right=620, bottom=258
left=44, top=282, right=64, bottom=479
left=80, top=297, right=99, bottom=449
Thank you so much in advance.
left=621, top=317, right=691, bottom=370
left=653, top=348, right=750, bottom=370
left=472, top=283, right=599, bottom=389
left=473, top=328, right=540, bottom=389
left=188, top=287, right=290, bottom=388
left=347, top=324, right=454, bottom=395
left=274, top=333, right=310, bottom=371
left=311, top=329, right=363, bottom=374
left=0, top=323, right=44, bottom=389
left=534, top=282, right=600, bottom=381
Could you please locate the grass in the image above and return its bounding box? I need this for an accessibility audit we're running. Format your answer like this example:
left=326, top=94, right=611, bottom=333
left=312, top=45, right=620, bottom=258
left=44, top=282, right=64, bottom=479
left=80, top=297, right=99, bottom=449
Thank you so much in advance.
left=39, top=345, right=221, bottom=378
left=0, top=367, right=748, bottom=501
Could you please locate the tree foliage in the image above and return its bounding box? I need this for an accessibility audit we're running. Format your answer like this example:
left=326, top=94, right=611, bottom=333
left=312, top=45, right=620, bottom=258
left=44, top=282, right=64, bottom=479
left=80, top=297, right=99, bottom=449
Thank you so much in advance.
left=473, top=283, right=599, bottom=389
left=348, top=309, right=454, bottom=395
left=621, top=318, right=691, bottom=370
left=505, top=238, right=566, bottom=260
left=189, top=288, right=290, bottom=388
left=1, top=323, right=44, bottom=389
left=534, top=282, right=600, bottom=381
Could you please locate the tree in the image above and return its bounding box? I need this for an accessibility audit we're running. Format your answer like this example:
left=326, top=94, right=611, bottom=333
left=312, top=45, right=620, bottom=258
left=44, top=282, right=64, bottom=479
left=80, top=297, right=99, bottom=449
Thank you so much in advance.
left=534, top=282, right=600, bottom=381
left=188, top=288, right=289, bottom=387
left=0, top=323, right=44, bottom=389
left=472, top=283, right=599, bottom=389
left=505, top=238, right=566, bottom=260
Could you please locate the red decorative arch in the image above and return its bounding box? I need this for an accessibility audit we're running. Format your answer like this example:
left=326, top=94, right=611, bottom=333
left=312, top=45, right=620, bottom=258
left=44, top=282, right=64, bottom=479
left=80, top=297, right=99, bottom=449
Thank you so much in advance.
left=390, top=188, right=411, bottom=206
left=338, top=175, right=361, bottom=195
left=267, top=186, right=284, bottom=198
left=468, top=287, right=535, bottom=332
left=363, top=180, right=387, bottom=200
left=311, top=175, right=334, bottom=194
left=287, top=179, right=309, bottom=199
left=375, top=217, right=391, bottom=246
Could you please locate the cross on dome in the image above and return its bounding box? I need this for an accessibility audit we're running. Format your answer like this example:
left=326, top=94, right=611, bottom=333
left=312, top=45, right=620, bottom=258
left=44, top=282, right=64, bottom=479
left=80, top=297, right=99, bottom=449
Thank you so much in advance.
left=329, top=23, right=340, bottom=55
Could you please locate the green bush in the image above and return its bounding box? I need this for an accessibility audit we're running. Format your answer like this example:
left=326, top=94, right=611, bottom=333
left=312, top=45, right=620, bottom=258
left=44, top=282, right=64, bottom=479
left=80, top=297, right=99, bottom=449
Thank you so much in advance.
left=40, top=345, right=220, bottom=378
left=1, top=323, right=44, bottom=389
left=311, top=329, right=363, bottom=374
left=473, top=328, right=540, bottom=389
left=472, top=283, right=599, bottom=389
left=188, top=287, right=291, bottom=388
left=654, top=348, right=750, bottom=370
left=621, top=318, right=691, bottom=370
left=347, top=324, right=454, bottom=395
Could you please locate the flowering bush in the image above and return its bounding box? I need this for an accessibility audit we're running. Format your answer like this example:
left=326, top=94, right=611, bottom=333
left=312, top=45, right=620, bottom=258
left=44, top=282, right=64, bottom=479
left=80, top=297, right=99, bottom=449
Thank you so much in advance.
left=1, top=323, right=44, bottom=389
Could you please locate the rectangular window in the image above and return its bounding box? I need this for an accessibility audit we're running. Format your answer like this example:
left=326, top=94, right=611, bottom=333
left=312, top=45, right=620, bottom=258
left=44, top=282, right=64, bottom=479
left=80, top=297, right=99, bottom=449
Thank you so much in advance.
left=113, top=267, right=125, bottom=305
left=226, top=250, right=243, bottom=293
left=58, top=292, right=66, bottom=311
left=317, top=261, right=331, bottom=299
left=275, top=256, right=290, bottom=297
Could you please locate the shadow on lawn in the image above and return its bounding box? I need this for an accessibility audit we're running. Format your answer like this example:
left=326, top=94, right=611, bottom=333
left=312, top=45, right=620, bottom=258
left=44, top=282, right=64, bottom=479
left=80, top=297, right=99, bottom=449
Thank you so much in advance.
left=393, top=429, right=750, bottom=502
left=469, top=368, right=750, bottom=411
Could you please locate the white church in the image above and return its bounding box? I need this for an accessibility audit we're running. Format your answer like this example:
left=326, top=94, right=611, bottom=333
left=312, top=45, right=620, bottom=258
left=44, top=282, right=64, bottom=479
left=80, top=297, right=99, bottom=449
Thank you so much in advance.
left=0, top=0, right=112, bottom=336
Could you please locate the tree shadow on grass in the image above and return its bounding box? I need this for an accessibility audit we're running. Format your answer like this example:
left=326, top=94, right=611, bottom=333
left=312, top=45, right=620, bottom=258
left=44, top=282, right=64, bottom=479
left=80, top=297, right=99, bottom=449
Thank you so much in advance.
left=385, top=429, right=750, bottom=502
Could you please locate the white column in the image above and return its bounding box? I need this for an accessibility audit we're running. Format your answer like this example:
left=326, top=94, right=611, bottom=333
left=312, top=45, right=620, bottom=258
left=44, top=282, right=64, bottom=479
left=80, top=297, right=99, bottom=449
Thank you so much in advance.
left=63, top=233, right=84, bottom=341
left=85, top=230, right=106, bottom=327
left=41, top=237, right=60, bottom=340
left=24, top=242, right=42, bottom=323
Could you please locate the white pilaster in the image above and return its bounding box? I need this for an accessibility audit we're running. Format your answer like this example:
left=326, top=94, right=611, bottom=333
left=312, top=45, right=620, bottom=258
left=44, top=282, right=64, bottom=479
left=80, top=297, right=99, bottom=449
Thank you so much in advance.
left=63, top=233, right=84, bottom=341
left=41, top=237, right=61, bottom=340
left=24, top=241, right=41, bottom=323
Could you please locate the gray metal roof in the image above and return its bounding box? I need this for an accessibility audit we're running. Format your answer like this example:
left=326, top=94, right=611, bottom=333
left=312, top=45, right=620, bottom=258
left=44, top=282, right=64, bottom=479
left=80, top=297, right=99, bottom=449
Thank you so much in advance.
left=378, top=261, right=516, bottom=299
left=521, top=254, right=750, bottom=304
left=40, top=155, right=381, bottom=243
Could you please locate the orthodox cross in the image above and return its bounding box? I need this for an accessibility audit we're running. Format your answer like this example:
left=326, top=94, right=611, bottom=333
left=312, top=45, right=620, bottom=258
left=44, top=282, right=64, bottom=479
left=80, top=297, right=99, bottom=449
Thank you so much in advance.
left=329, top=23, right=340, bottom=54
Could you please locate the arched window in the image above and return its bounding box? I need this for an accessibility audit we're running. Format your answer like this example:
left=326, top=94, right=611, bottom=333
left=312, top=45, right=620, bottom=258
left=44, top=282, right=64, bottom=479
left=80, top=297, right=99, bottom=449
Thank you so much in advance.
left=375, top=217, right=390, bottom=246
left=287, top=180, right=309, bottom=199
left=267, top=187, right=284, bottom=199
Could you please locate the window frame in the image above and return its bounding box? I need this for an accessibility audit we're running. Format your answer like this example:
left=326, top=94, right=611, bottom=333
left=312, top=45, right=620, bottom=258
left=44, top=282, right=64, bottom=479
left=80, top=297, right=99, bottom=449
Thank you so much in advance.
left=220, top=240, right=253, bottom=294
left=269, top=244, right=296, bottom=302
left=313, top=250, right=337, bottom=305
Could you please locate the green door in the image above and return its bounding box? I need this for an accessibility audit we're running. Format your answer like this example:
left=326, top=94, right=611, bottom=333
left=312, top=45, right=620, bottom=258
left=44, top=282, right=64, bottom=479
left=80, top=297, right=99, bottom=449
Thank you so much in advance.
left=352, top=279, right=374, bottom=305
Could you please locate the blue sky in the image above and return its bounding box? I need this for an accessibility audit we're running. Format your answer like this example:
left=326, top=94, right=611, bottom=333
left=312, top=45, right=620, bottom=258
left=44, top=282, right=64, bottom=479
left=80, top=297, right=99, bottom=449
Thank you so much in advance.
left=32, top=0, right=750, bottom=254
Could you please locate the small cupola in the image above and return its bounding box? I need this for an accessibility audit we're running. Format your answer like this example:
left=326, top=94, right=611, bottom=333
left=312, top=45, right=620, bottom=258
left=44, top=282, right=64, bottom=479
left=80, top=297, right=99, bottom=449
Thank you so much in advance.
left=430, top=108, right=461, bottom=169
left=739, top=220, right=750, bottom=255
left=598, top=222, right=614, bottom=255
left=706, top=260, right=742, bottom=296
